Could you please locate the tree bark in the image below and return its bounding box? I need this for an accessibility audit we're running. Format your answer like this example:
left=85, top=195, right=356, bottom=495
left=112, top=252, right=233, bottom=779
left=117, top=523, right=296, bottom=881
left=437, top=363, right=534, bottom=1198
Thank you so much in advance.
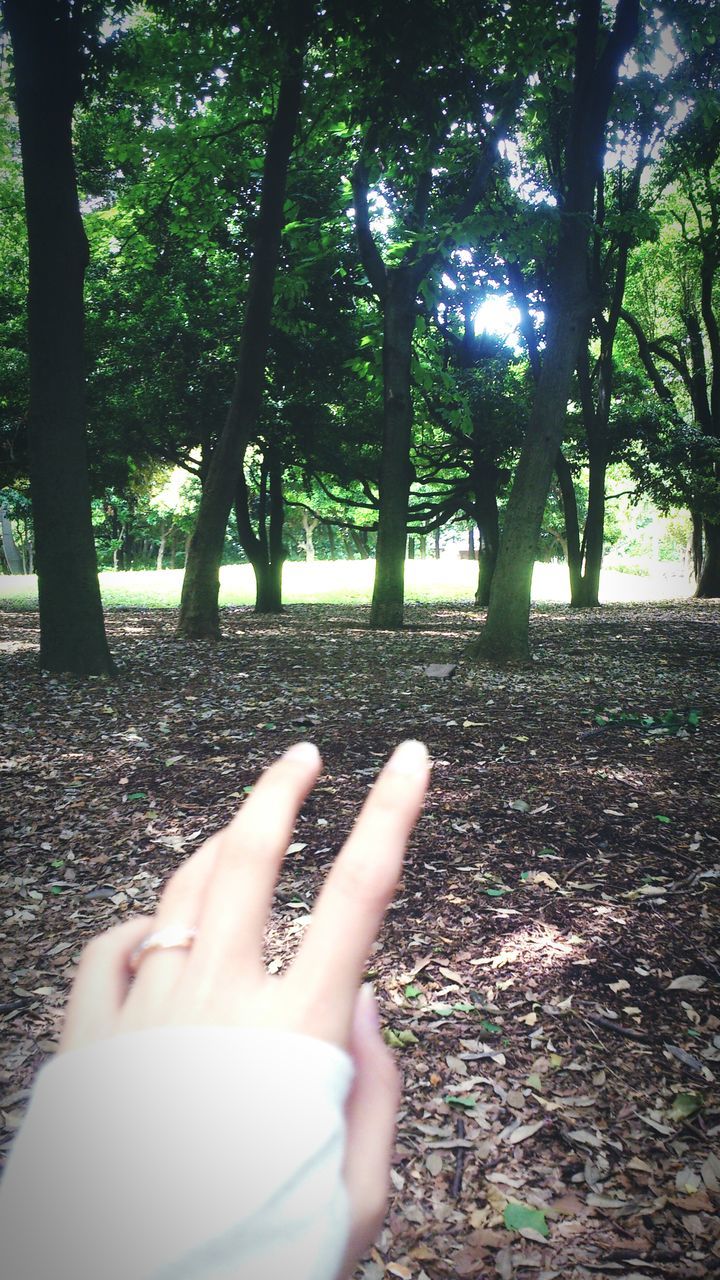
left=301, top=509, right=318, bottom=562
left=473, top=466, right=500, bottom=607
left=4, top=0, right=114, bottom=674
left=0, top=503, right=24, bottom=574
left=555, top=450, right=583, bottom=604
left=470, top=305, right=590, bottom=659
left=691, top=513, right=704, bottom=582
left=469, top=0, right=640, bottom=662
left=576, top=442, right=607, bottom=606
left=156, top=524, right=167, bottom=572
left=349, top=528, right=369, bottom=558
left=696, top=520, right=720, bottom=598
left=177, top=2, right=308, bottom=638
left=369, top=271, right=417, bottom=628
left=234, top=446, right=285, bottom=614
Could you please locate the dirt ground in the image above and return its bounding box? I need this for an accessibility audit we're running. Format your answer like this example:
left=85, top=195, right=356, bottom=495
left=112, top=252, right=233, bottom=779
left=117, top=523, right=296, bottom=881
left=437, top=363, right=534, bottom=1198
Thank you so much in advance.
left=1, top=600, right=719, bottom=1279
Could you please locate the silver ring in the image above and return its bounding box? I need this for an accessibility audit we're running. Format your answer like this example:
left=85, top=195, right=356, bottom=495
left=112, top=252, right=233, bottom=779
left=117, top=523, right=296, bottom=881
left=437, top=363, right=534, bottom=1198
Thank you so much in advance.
left=129, top=926, right=197, bottom=974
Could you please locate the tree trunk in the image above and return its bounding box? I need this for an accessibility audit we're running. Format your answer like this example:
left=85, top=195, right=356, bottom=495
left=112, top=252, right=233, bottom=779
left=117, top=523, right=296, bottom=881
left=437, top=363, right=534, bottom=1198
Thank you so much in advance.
left=555, top=450, right=583, bottom=604
left=473, top=467, right=500, bottom=608
left=0, top=503, right=23, bottom=574
left=369, top=272, right=417, bottom=629
left=467, top=527, right=475, bottom=560
left=434, top=528, right=441, bottom=558
left=301, top=510, right=317, bottom=562
left=235, top=446, right=285, bottom=614
left=470, top=307, right=587, bottom=658
left=177, top=3, right=308, bottom=639
left=696, top=520, right=720, bottom=598
left=156, top=524, right=166, bottom=571
left=325, top=521, right=336, bottom=560
left=407, top=535, right=415, bottom=560
left=469, top=0, right=640, bottom=662
left=251, top=557, right=283, bottom=612
left=576, top=444, right=607, bottom=607
left=691, top=513, right=704, bottom=582
left=5, top=0, right=114, bottom=675
left=349, top=528, right=369, bottom=558
left=418, top=533, right=427, bottom=558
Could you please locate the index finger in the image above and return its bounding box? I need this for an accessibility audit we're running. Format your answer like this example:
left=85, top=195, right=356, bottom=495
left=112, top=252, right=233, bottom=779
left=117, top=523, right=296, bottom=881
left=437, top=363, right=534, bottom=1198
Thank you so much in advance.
left=287, top=740, right=430, bottom=1042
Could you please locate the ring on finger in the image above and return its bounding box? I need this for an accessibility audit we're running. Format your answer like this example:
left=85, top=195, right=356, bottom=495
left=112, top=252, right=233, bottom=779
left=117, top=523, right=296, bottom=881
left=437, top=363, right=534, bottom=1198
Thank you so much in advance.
left=129, top=925, right=198, bottom=975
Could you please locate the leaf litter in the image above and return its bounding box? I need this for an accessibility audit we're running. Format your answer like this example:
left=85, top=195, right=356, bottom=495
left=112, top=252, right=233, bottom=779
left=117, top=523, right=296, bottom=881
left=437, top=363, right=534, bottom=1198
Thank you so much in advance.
left=0, top=599, right=719, bottom=1278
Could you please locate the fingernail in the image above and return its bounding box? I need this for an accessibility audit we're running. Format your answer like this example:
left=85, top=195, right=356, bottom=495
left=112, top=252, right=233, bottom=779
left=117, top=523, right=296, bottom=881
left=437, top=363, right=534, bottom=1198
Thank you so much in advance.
left=358, top=982, right=380, bottom=1031
left=386, top=739, right=429, bottom=776
left=284, top=741, right=321, bottom=766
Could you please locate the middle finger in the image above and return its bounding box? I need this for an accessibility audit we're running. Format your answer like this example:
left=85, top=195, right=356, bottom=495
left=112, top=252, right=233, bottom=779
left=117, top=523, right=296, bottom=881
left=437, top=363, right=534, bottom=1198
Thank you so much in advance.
left=188, top=742, right=321, bottom=981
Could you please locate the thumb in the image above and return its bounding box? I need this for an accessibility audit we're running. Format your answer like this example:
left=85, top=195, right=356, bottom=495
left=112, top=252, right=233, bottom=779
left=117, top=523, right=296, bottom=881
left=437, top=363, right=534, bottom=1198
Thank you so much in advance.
left=338, top=985, right=402, bottom=1279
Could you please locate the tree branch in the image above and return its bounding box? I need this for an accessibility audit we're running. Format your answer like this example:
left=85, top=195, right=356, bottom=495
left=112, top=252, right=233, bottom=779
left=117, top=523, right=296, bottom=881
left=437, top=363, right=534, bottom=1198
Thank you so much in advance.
left=351, top=157, right=388, bottom=298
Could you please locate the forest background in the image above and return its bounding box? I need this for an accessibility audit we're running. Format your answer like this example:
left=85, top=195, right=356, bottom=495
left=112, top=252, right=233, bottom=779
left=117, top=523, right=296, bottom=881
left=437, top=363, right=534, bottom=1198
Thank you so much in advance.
left=0, top=0, right=719, bottom=674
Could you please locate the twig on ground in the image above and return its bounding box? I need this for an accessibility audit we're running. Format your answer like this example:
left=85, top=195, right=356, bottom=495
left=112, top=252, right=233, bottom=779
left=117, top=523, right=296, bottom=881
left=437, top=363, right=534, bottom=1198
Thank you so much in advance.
left=451, top=1117, right=466, bottom=1200
left=579, top=1010, right=656, bottom=1043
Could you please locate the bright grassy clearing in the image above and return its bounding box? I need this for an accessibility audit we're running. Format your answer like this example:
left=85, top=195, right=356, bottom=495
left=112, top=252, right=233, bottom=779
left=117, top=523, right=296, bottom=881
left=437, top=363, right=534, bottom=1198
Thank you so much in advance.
left=0, top=558, right=694, bottom=609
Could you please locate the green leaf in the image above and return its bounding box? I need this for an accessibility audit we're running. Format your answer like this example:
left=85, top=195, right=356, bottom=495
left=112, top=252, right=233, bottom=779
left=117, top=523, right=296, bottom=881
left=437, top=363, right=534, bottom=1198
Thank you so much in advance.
left=445, top=1094, right=477, bottom=1109
left=485, top=888, right=508, bottom=897
left=397, top=1029, right=419, bottom=1046
left=481, top=1019, right=502, bottom=1034
left=404, top=984, right=421, bottom=998
left=127, top=791, right=147, bottom=800
left=383, top=1028, right=403, bottom=1048
left=654, top=814, right=671, bottom=824
left=503, top=1202, right=550, bottom=1237
left=670, top=1092, right=703, bottom=1121
left=383, top=1027, right=418, bottom=1049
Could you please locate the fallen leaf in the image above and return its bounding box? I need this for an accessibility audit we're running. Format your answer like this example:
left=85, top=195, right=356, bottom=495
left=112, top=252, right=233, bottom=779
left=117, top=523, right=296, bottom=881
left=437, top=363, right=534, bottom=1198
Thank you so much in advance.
left=667, top=975, right=707, bottom=991
left=507, top=1119, right=545, bottom=1145
left=503, top=1201, right=550, bottom=1238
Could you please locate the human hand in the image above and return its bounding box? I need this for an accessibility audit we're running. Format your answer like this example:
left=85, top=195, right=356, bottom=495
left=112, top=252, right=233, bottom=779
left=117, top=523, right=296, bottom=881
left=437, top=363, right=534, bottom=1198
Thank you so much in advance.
left=59, top=739, right=430, bottom=1276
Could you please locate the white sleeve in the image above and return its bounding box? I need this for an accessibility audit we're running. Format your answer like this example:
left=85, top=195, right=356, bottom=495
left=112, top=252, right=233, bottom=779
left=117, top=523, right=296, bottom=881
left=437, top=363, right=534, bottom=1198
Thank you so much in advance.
left=0, top=1027, right=354, bottom=1280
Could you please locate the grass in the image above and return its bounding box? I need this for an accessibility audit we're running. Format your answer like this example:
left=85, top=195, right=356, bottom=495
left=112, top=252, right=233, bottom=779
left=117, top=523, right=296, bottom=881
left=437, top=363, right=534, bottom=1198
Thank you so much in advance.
left=0, top=558, right=694, bottom=610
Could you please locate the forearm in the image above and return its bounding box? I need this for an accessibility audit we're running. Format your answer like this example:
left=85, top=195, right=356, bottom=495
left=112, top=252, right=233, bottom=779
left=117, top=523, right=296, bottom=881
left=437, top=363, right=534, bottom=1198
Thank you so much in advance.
left=0, top=1027, right=353, bottom=1280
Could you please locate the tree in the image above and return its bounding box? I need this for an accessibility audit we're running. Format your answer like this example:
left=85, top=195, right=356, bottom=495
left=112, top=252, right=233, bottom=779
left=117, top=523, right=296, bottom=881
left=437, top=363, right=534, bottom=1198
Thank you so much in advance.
left=177, top=0, right=311, bottom=638
left=345, top=0, right=529, bottom=628
left=411, top=274, right=527, bottom=606
left=235, top=441, right=285, bottom=612
left=469, top=0, right=641, bottom=661
left=2, top=0, right=115, bottom=673
left=619, top=37, right=720, bottom=596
